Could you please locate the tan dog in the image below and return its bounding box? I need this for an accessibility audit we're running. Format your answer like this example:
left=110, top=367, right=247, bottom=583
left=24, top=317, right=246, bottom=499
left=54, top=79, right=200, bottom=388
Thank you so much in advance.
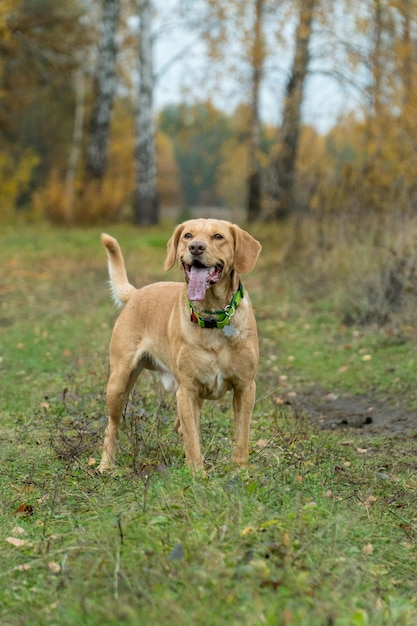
left=98, top=218, right=261, bottom=472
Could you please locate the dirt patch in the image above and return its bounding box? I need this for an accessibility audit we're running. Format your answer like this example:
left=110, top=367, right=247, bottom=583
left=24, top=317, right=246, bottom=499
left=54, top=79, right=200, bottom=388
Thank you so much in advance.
left=288, top=386, right=417, bottom=436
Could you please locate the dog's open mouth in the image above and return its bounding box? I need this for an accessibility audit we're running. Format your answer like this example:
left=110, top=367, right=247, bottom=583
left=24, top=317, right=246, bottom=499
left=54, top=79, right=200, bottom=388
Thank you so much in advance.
left=183, top=261, right=223, bottom=301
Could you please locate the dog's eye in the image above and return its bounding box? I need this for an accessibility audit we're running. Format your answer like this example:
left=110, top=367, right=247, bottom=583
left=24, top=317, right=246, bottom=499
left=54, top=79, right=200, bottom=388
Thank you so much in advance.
left=213, top=233, right=224, bottom=240
left=184, top=233, right=193, bottom=239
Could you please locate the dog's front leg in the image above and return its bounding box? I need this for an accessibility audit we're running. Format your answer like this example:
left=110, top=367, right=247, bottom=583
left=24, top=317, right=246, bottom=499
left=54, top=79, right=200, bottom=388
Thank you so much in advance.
left=232, top=381, right=256, bottom=465
left=176, top=386, right=204, bottom=470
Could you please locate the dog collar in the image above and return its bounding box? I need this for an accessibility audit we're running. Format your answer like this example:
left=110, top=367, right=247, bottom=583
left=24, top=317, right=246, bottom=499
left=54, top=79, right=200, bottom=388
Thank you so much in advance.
left=188, top=283, right=245, bottom=329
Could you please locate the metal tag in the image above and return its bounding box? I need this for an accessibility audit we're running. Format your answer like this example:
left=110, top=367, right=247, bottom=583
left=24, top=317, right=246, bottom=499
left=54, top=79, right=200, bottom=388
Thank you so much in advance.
left=223, top=324, right=236, bottom=337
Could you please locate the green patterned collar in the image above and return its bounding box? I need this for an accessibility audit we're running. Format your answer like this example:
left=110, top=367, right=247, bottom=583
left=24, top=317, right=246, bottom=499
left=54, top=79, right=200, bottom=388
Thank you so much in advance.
left=188, top=283, right=245, bottom=329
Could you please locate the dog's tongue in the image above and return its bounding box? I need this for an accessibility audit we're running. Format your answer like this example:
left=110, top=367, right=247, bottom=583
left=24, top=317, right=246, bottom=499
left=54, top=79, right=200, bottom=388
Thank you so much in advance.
left=187, top=265, right=210, bottom=301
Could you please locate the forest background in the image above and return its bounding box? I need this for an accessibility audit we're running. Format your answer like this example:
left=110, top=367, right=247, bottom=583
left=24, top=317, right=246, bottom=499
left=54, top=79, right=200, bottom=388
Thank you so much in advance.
left=2, top=0, right=416, bottom=228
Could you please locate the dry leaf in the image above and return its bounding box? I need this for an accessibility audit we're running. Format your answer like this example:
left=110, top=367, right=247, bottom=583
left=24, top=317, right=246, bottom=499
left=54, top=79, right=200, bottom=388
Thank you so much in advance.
left=87, top=458, right=97, bottom=466
left=11, top=483, right=35, bottom=494
left=16, top=564, right=31, bottom=572
left=356, top=448, right=368, bottom=454
left=6, top=537, right=28, bottom=548
left=14, top=503, right=34, bottom=516
left=47, top=561, right=61, bottom=574
left=362, top=543, right=374, bottom=555
left=11, top=526, right=26, bottom=535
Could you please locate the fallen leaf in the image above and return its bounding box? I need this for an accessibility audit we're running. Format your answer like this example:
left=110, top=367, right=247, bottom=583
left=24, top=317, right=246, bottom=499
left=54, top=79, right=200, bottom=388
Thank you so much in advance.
left=11, top=483, right=35, bottom=494
left=11, top=526, right=26, bottom=535
left=87, top=458, right=97, bottom=466
left=256, top=439, right=268, bottom=448
left=362, top=543, right=374, bottom=556
left=356, top=448, right=368, bottom=454
left=16, top=564, right=31, bottom=572
left=47, top=561, right=61, bottom=574
left=14, top=504, right=34, bottom=517
left=6, top=537, right=28, bottom=548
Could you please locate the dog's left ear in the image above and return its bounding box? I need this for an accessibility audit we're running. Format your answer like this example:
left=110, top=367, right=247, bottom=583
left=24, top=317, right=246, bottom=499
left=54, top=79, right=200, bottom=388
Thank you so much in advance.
left=231, top=225, right=262, bottom=274
left=164, top=224, right=184, bottom=270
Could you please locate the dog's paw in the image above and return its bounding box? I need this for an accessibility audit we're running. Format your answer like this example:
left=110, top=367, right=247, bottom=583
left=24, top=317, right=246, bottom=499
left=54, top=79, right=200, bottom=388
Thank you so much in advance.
left=96, top=462, right=113, bottom=475
left=231, top=452, right=249, bottom=466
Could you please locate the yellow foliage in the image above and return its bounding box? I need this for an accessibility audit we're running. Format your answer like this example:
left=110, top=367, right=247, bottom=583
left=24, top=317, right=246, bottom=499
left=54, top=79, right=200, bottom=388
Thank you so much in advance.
left=216, top=142, right=248, bottom=209
left=0, top=150, right=39, bottom=222
left=156, top=132, right=181, bottom=207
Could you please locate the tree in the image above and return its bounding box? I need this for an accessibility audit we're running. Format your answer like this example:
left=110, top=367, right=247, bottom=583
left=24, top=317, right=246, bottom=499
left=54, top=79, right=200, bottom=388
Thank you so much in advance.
left=247, top=0, right=267, bottom=221
left=133, top=0, right=158, bottom=225
left=0, top=0, right=85, bottom=220
left=272, top=0, right=316, bottom=219
left=85, top=0, right=121, bottom=181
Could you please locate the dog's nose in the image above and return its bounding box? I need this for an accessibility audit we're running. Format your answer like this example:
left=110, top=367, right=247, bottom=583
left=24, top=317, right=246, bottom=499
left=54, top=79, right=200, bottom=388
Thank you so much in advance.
left=188, top=240, right=206, bottom=256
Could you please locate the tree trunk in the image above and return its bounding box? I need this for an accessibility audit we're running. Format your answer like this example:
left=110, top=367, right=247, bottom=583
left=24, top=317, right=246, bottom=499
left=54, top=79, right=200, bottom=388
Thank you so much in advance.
left=65, top=68, right=85, bottom=221
left=133, top=0, right=158, bottom=225
left=85, top=0, right=120, bottom=181
left=247, top=0, right=264, bottom=222
left=272, top=0, right=315, bottom=220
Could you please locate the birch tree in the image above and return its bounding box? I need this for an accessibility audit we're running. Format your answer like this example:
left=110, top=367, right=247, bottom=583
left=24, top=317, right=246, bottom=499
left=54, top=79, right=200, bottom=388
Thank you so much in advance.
left=85, top=0, right=121, bottom=181
left=247, top=0, right=266, bottom=221
left=133, top=0, right=158, bottom=225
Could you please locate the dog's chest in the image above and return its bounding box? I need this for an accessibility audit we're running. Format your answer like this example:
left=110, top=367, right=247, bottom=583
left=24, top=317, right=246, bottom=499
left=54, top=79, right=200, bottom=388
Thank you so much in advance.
left=193, top=350, right=234, bottom=399
left=198, top=369, right=230, bottom=399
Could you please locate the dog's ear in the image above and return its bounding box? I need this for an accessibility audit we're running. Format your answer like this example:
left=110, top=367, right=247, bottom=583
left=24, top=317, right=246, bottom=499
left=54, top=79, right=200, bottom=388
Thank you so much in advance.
left=164, top=224, right=185, bottom=270
left=231, top=225, right=262, bottom=274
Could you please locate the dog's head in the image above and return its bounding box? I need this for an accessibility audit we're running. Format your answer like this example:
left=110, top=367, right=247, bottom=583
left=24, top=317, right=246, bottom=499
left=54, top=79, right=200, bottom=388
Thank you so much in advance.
left=164, top=218, right=261, bottom=302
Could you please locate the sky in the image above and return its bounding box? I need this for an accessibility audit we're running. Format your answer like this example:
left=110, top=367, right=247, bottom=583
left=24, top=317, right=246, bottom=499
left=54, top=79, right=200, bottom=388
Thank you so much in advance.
left=127, top=2, right=361, bottom=135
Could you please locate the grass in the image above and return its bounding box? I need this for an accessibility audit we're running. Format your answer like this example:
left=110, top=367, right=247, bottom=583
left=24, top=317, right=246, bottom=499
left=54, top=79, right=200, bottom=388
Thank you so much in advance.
left=1, top=221, right=417, bottom=625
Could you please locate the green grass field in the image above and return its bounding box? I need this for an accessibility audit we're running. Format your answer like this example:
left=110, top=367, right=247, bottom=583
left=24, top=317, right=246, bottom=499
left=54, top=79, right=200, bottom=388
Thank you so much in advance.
left=1, top=223, right=417, bottom=625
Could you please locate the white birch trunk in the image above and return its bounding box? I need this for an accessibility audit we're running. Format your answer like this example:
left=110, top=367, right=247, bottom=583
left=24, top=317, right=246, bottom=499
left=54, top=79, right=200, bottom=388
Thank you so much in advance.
left=133, top=0, right=158, bottom=225
left=85, top=0, right=120, bottom=180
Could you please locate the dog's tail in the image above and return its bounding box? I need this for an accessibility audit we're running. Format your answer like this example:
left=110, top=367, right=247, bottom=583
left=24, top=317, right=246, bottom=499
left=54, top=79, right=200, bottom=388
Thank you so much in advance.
left=101, top=233, right=136, bottom=307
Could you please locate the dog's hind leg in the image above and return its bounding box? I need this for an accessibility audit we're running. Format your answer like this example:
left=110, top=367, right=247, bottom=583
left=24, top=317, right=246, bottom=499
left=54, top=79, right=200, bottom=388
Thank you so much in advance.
left=98, top=363, right=142, bottom=473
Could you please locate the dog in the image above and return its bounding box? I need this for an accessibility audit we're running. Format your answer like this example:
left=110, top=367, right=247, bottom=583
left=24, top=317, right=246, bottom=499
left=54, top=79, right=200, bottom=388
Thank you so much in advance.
left=98, top=218, right=261, bottom=472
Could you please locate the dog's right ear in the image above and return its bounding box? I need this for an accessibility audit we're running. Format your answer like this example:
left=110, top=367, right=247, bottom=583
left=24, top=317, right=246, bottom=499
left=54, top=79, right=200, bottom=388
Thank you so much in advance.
left=164, top=224, right=185, bottom=270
